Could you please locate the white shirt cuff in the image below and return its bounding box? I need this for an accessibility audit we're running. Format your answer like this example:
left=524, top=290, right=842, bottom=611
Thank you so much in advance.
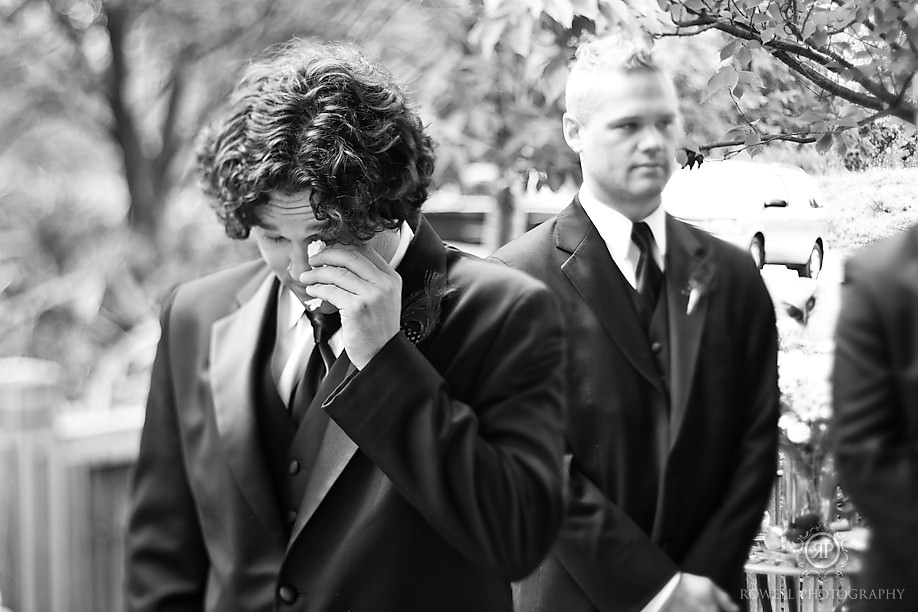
left=640, top=573, right=681, bottom=612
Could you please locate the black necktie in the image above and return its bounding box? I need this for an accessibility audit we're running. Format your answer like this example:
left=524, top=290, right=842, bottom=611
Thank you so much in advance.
left=632, top=222, right=663, bottom=314
left=290, top=310, right=341, bottom=426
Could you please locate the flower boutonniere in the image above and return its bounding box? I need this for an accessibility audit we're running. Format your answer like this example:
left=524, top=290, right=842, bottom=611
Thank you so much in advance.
left=682, top=254, right=715, bottom=316
left=400, top=271, right=454, bottom=345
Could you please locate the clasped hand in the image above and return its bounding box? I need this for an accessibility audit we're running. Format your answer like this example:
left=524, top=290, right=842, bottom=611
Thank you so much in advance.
left=299, top=243, right=402, bottom=370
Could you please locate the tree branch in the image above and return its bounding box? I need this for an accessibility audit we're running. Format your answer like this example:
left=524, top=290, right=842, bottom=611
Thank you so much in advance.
left=153, top=61, right=186, bottom=190
left=770, top=48, right=917, bottom=121
left=700, top=110, right=904, bottom=153
left=1, top=0, right=33, bottom=22
left=41, top=0, right=102, bottom=93
left=668, top=9, right=911, bottom=120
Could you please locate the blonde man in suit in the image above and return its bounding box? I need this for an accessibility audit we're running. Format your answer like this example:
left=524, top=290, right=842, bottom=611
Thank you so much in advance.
left=493, top=35, right=779, bottom=612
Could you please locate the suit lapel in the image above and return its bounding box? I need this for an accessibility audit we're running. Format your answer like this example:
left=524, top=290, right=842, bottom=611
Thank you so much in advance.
left=557, top=199, right=664, bottom=392
left=289, top=216, right=449, bottom=540
left=665, top=215, right=712, bottom=447
left=210, top=267, right=283, bottom=536
left=288, top=353, right=359, bottom=546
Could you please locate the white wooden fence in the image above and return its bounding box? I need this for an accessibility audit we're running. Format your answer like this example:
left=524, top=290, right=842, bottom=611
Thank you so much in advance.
left=0, top=357, right=141, bottom=612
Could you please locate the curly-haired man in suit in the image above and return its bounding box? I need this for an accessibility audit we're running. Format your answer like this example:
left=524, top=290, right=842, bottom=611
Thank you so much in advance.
left=125, top=40, right=566, bottom=612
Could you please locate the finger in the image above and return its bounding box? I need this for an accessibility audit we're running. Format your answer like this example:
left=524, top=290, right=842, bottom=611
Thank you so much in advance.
left=304, top=284, right=357, bottom=312
left=298, top=265, right=369, bottom=295
left=348, top=240, right=391, bottom=272
left=712, top=587, right=738, bottom=612
left=307, top=245, right=390, bottom=283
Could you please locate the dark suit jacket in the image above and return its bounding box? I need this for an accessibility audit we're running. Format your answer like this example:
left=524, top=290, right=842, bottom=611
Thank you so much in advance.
left=833, top=224, right=918, bottom=611
left=125, top=217, right=566, bottom=612
left=492, top=199, right=779, bottom=611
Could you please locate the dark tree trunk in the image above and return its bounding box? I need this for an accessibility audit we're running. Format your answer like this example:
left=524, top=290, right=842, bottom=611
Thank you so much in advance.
left=104, top=1, right=162, bottom=239
left=494, top=186, right=515, bottom=248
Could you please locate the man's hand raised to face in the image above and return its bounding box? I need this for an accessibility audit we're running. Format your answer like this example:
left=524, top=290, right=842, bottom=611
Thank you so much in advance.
left=299, top=243, right=402, bottom=370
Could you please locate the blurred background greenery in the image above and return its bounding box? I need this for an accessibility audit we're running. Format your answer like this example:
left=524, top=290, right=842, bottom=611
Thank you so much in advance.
left=1, top=0, right=915, bottom=406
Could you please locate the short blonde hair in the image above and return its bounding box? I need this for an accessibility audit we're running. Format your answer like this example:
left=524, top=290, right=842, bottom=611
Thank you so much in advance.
left=565, top=35, right=668, bottom=120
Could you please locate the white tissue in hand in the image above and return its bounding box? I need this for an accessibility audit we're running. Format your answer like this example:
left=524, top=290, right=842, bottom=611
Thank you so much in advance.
left=307, top=239, right=326, bottom=259
left=304, top=239, right=326, bottom=311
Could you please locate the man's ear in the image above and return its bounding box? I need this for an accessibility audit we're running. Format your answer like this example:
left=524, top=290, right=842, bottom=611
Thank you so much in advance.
left=561, top=112, right=583, bottom=153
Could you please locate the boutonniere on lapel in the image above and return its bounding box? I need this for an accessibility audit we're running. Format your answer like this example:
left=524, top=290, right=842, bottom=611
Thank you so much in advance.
left=682, top=252, right=716, bottom=316
left=400, top=271, right=453, bottom=345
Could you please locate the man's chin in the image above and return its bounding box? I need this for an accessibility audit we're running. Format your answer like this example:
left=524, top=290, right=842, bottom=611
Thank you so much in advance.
left=631, top=180, right=668, bottom=200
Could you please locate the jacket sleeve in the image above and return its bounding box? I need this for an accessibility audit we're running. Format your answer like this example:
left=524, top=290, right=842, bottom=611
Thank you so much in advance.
left=553, top=462, right=680, bottom=611
left=323, top=285, right=566, bottom=581
left=832, top=259, right=918, bottom=576
left=126, top=290, right=209, bottom=612
left=679, top=261, right=779, bottom=586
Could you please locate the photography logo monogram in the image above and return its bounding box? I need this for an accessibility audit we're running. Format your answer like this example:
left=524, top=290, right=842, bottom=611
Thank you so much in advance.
left=796, top=529, right=849, bottom=578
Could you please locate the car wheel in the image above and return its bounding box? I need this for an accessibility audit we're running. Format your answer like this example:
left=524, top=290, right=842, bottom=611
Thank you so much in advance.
left=798, top=242, right=823, bottom=279
left=749, top=235, right=765, bottom=270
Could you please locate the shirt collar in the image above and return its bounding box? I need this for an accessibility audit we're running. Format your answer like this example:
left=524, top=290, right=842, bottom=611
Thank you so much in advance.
left=278, top=220, right=414, bottom=329
left=578, top=183, right=667, bottom=264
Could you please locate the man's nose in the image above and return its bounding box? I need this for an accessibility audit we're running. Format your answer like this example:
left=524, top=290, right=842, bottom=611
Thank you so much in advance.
left=287, top=244, right=311, bottom=281
left=638, top=125, right=665, bottom=150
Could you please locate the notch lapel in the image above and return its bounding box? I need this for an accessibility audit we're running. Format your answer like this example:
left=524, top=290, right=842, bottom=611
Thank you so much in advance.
left=288, top=354, right=359, bottom=547
left=665, top=215, right=712, bottom=447
left=557, top=200, right=664, bottom=392
left=288, top=217, right=450, bottom=542
left=210, top=268, right=284, bottom=536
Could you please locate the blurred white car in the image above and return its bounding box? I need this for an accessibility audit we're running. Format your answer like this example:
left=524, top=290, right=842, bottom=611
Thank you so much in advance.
left=663, top=161, right=828, bottom=278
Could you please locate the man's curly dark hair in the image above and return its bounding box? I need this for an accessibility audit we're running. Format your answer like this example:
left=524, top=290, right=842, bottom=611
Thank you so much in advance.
left=197, top=39, right=436, bottom=242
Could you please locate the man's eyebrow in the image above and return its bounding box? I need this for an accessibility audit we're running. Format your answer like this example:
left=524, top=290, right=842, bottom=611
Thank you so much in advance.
left=609, top=112, right=676, bottom=124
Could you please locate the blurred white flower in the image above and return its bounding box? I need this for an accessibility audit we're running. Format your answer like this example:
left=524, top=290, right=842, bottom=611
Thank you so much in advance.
left=786, top=420, right=812, bottom=444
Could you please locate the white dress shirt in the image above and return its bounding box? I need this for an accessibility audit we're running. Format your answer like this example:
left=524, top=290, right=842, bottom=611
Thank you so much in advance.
left=271, top=221, right=414, bottom=405
left=577, top=186, right=680, bottom=612
left=578, top=184, right=667, bottom=287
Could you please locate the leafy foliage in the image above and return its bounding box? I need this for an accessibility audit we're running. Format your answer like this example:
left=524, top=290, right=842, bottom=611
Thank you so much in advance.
left=661, top=0, right=918, bottom=157
left=2, top=0, right=916, bottom=401
left=0, top=0, right=466, bottom=399
left=842, top=119, right=918, bottom=170
left=457, top=0, right=916, bottom=166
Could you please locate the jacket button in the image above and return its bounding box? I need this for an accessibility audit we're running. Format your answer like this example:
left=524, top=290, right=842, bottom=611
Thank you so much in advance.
left=288, top=459, right=301, bottom=475
left=287, top=510, right=298, bottom=525
left=650, top=341, right=662, bottom=353
left=278, top=585, right=298, bottom=604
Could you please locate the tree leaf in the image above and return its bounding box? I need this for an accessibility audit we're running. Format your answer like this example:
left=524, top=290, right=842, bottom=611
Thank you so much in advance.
left=702, top=65, right=738, bottom=102
left=719, top=126, right=749, bottom=141
left=735, top=45, right=753, bottom=67
left=815, top=132, right=833, bottom=153
left=720, top=39, right=741, bottom=60
left=809, top=28, right=828, bottom=48
left=505, top=14, right=533, bottom=56
left=737, top=70, right=764, bottom=89
left=834, top=136, right=849, bottom=155
left=745, top=132, right=761, bottom=147
left=543, top=0, right=575, bottom=28
left=760, top=25, right=778, bottom=44
left=675, top=148, right=687, bottom=167
left=469, top=18, right=506, bottom=59
left=834, top=116, right=859, bottom=129
left=571, top=0, right=600, bottom=22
